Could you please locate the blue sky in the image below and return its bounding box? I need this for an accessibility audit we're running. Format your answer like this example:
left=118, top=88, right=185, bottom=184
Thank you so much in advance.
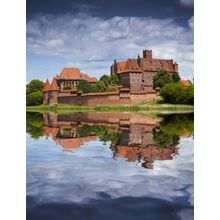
left=27, top=0, right=194, bottom=82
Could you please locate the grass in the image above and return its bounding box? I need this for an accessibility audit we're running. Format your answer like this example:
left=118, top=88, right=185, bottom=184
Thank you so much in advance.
left=26, top=100, right=193, bottom=115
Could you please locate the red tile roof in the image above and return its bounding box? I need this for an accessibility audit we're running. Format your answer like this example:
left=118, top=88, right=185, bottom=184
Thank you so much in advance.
left=81, top=73, right=97, bottom=83
left=43, top=79, right=51, bottom=92
left=50, top=77, right=59, bottom=91
left=142, top=59, right=176, bottom=72
left=117, top=60, right=142, bottom=73
left=57, top=68, right=81, bottom=80
left=56, top=68, right=97, bottom=83
left=116, top=58, right=176, bottom=73
left=181, top=80, right=191, bottom=86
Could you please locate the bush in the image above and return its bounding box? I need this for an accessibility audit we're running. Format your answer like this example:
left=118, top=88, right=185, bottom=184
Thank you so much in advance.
left=160, top=83, right=194, bottom=105
left=153, top=70, right=173, bottom=89
left=26, top=91, right=43, bottom=106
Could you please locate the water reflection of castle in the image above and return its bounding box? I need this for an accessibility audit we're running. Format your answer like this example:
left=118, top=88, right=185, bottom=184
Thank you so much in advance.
left=43, top=112, right=179, bottom=169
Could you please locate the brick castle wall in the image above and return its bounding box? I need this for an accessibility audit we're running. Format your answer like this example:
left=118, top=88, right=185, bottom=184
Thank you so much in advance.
left=56, top=92, right=159, bottom=106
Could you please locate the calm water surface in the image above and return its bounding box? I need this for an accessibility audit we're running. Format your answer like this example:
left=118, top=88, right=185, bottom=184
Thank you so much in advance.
left=27, top=112, right=194, bottom=220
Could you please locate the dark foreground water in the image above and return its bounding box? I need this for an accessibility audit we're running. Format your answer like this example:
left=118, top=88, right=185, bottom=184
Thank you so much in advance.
left=27, top=112, right=194, bottom=220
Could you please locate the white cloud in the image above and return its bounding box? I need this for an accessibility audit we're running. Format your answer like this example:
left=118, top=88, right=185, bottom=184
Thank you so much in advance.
left=188, top=16, right=194, bottom=29
left=178, top=0, right=194, bottom=7
left=27, top=13, right=194, bottom=79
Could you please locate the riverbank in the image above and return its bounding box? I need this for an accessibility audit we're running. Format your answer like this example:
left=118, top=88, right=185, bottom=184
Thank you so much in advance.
left=26, top=100, right=194, bottom=115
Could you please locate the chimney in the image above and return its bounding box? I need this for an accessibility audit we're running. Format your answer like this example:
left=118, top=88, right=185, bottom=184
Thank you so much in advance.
left=143, top=50, right=152, bottom=60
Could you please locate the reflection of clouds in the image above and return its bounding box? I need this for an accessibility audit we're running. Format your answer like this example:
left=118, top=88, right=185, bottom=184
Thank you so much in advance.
left=27, top=135, right=193, bottom=207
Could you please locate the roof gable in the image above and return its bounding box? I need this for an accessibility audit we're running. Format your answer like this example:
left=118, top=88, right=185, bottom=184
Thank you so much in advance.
left=50, top=78, right=59, bottom=91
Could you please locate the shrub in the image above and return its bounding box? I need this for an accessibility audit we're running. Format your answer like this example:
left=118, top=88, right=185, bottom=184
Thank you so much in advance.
left=160, top=83, right=194, bottom=105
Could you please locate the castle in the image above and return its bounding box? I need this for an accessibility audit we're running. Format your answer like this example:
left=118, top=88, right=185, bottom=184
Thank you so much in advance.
left=43, top=49, right=179, bottom=105
left=111, top=49, right=178, bottom=93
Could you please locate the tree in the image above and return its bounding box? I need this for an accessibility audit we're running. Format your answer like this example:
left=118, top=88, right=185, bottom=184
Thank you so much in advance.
left=26, top=79, right=44, bottom=95
left=77, top=80, right=94, bottom=93
left=172, top=72, right=181, bottom=83
left=160, top=83, right=194, bottom=105
left=93, top=81, right=107, bottom=92
left=100, top=74, right=122, bottom=86
left=26, top=91, right=43, bottom=106
left=184, top=84, right=194, bottom=105
left=110, top=74, right=122, bottom=85
left=100, top=74, right=110, bottom=82
left=153, top=70, right=173, bottom=89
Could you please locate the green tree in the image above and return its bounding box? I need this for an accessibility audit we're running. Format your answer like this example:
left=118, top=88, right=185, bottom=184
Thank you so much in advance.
left=185, top=84, right=194, bottom=105
left=172, top=72, right=181, bottom=83
left=93, top=81, right=108, bottom=92
left=77, top=80, right=95, bottom=93
left=26, top=79, right=44, bottom=95
left=153, top=70, right=173, bottom=89
left=100, top=74, right=122, bottom=86
left=26, top=91, right=43, bottom=106
left=100, top=75, right=110, bottom=85
left=110, top=74, right=122, bottom=85
left=160, top=83, right=194, bottom=105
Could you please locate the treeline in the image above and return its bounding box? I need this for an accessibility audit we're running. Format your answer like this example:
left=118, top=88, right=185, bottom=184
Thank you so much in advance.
left=153, top=70, right=194, bottom=105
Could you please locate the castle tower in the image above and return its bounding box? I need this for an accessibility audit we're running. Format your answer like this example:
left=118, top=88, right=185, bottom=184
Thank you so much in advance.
left=43, top=79, right=51, bottom=105
left=49, top=77, right=59, bottom=105
left=143, top=50, right=152, bottom=60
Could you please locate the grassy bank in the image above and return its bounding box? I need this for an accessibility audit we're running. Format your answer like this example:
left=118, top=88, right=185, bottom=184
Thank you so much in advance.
left=26, top=100, right=193, bottom=114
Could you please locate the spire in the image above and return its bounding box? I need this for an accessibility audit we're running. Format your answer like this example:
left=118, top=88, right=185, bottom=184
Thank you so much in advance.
left=43, top=78, right=51, bottom=92
left=50, top=77, right=59, bottom=91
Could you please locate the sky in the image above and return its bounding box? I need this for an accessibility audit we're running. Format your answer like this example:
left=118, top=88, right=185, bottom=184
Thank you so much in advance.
left=26, top=0, right=194, bottom=82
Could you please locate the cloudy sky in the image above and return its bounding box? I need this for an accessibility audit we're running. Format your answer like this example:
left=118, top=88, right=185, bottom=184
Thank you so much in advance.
left=26, top=0, right=194, bottom=82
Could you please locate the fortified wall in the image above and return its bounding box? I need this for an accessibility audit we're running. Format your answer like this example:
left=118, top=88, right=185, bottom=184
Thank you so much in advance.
left=56, top=91, right=159, bottom=106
